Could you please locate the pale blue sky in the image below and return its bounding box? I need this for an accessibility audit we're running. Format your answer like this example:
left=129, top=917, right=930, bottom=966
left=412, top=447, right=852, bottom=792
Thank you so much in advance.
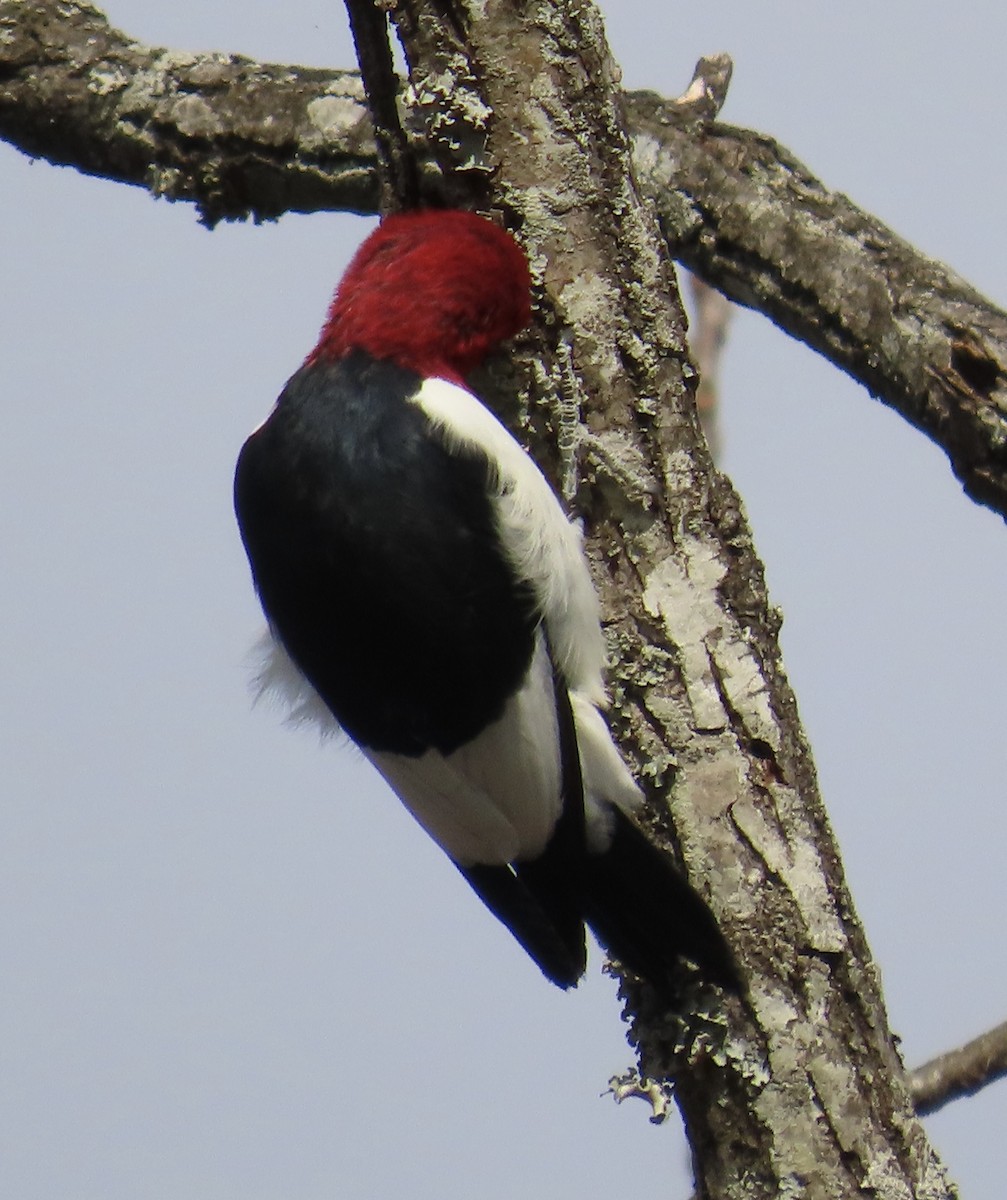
left=2, top=2, right=1005, bottom=1197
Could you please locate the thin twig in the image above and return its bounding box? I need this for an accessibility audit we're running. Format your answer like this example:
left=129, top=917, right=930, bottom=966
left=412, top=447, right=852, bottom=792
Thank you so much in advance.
left=910, top=1020, right=1007, bottom=1116
left=686, top=274, right=734, bottom=460
left=344, top=0, right=420, bottom=211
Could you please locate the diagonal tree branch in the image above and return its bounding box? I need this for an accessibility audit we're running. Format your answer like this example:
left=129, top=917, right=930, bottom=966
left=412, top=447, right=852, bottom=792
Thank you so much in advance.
left=911, top=1019, right=1007, bottom=1116
left=365, top=0, right=952, bottom=1195
left=627, top=93, right=1007, bottom=521
left=0, top=0, right=379, bottom=219
left=4, top=1, right=1006, bottom=528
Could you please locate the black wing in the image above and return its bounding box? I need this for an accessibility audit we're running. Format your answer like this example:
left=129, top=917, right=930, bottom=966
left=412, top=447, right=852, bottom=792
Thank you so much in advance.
left=234, top=352, right=539, bottom=757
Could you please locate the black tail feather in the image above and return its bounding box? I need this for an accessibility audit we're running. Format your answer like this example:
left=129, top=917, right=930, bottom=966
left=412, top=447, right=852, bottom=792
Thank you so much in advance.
left=583, top=807, right=739, bottom=993
left=460, top=861, right=585, bottom=988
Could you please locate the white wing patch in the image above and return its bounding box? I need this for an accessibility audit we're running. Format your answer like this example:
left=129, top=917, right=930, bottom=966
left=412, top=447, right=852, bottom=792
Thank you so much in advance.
left=367, top=633, right=560, bottom=865
left=255, top=627, right=641, bottom=864
left=414, top=377, right=607, bottom=705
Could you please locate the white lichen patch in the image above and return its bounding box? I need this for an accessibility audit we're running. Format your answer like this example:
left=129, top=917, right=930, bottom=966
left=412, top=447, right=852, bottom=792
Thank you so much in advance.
left=549, top=341, right=584, bottom=499
left=662, top=445, right=702, bottom=498
left=88, top=65, right=131, bottom=96
left=157, top=50, right=199, bottom=71
left=860, top=1156, right=916, bottom=1200
left=708, top=630, right=779, bottom=750
left=642, top=532, right=781, bottom=751
left=304, top=95, right=364, bottom=143
left=630, top=131, right=665, bottom=181
left=731, top=794, right=845, bottom=954
left=182, top=56, right=239, bottom=89
left=751, top=981, right=803, bottom=1043
left=802, top=955, right=834, bottom=1025
left=808, top=1053, right=918, bottom=1200
left=170, top=94, right=222, bottom=139
left=677, top=753, right=748, bottom=826
left=557, top=271, right=624, bottom=389
left=333, top=73, right=366, bottom=101
left=582, top=428, right=659, bottom=502
left=412, top=72, right=491, bottom=131
left=522, top=97, right=592, bottom=193
left=642, top=542, right=729, bottom=732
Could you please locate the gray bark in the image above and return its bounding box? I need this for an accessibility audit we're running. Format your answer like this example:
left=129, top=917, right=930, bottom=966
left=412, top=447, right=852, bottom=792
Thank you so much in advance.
left=0, top=1, right=973, bottom=1196
left=911, top=1021, right=1007, bottom=1116
left=378, top=2, right=949, bottom=1194
left=629, top=92, right=1007, bottom=522
left=0, top=1, right=379, bottom=217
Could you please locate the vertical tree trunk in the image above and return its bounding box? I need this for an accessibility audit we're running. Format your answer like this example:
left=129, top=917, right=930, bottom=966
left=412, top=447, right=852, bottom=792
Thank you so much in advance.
left=384, top=1, right=955, bottom=1195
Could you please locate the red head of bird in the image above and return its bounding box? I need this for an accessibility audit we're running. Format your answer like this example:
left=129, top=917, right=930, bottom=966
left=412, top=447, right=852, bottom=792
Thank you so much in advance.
left=309, top=209, right=532, bottom=384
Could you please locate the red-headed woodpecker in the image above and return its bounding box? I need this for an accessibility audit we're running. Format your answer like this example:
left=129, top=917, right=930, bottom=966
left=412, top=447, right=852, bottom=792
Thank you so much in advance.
left=234, top=209, right=735, bottom=992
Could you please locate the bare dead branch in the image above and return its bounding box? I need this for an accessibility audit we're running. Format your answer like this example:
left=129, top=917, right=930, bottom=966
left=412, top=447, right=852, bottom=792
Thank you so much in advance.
left=628, top=92, right=1007, bottom=520
left=0, top=0, right=378, bottom=223
left=911, top=1020, right=1007, bottom=1116
left=4, top=2, right=1006, bottom=526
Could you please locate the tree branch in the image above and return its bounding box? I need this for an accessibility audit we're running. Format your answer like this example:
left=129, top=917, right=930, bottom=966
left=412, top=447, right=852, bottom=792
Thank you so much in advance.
left=0, top=0, right=379, bottom=221
left=4, top=1, right=1006, bottom=528
left=911, top=1020, right=1007, bottom=1116
left=627, top=92, right=1007, bottom=521
left=343, top=0, right=421, bottom=211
